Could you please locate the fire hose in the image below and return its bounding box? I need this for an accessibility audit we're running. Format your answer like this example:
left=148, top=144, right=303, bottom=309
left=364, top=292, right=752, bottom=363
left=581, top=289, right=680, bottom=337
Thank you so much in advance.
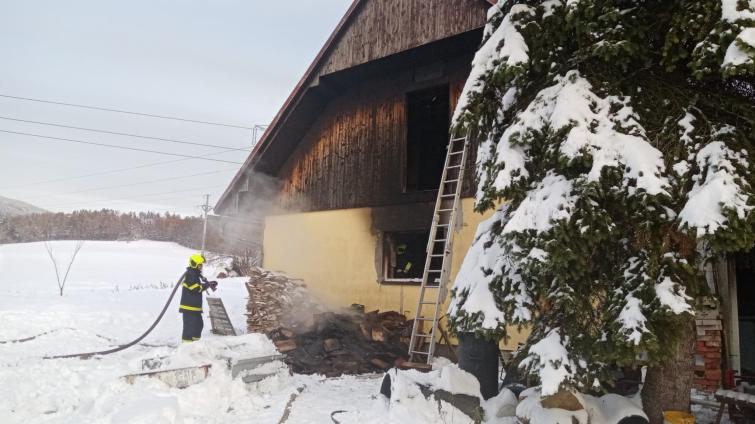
left=41, top=272, right=188, bottom=360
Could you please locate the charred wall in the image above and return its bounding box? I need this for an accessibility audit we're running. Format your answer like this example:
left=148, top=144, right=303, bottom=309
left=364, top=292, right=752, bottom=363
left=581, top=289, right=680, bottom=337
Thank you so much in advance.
left=274, top=51, right=479, bottom=213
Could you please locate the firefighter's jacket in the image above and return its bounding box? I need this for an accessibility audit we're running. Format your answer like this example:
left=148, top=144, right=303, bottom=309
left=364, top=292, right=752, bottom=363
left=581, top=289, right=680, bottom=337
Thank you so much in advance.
left=179, top=267, right=206, bottom=313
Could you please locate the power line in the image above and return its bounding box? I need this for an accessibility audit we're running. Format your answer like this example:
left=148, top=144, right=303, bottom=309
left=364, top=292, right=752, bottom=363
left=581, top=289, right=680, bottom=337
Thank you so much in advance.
left=0, top=129, right=244, bottom=164
left=0, top=116, right=251, bottom=150
left=0, top=93, right=254, bottom=130
left=39, top=184, right=229, bottom=209
left=22, top=169, right=237, bottom=201
left=0, top=147, right=248, bottom=191
left=1, top=156, right=208, bottom=191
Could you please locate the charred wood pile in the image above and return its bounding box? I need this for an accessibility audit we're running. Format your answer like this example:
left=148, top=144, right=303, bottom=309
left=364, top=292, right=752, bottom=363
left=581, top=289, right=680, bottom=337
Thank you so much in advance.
left=244, top=267, right=413, bottom=376
left=270, top=310, right=412, bottom=377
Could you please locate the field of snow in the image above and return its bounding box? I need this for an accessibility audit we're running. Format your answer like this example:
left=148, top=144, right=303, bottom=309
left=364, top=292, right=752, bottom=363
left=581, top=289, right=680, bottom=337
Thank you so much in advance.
left=0, top=240, right=721, bottom=424
left=0, top=241, right=390, bottom=424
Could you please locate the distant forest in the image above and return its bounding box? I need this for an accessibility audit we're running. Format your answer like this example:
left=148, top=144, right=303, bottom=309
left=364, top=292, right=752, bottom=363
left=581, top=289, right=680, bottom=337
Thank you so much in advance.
left=0, top=209, right=205, bottom=249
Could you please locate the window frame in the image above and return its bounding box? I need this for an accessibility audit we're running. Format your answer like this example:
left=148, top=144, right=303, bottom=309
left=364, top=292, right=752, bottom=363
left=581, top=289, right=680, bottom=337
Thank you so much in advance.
left=403, top=83, right=451, bottom=194
left=379, top=229, right=429, bottom=285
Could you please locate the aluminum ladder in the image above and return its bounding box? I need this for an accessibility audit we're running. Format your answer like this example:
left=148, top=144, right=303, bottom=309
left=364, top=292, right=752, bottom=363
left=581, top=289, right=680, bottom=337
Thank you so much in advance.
left=408, top=134, right=470, bottom=364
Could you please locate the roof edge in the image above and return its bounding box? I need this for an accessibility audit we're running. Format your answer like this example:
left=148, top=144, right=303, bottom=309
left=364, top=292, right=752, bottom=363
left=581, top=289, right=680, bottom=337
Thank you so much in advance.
left=216, top=0, right=496, bottom=212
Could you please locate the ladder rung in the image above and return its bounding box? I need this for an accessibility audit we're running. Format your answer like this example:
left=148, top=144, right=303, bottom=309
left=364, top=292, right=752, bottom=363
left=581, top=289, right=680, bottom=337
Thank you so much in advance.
left=411, top=350, right=430, bottom=355
left=447, top=165, right=462, bottom=169
left=443, top=179, right=460, bottom=184
left=415, top=316, right=435, bottom=320
left=448, top=150, right=463, bottom=155
left=414, top=333, right=433, bottom=338
left=437, top=209, right=452, bottom=212
left=440, top=194, right=455, bottom=198
left=419, top=301, right=436, bottom=305
left=429, top=255, right=445, bottom=258
left=427, top=269, right=442, bottom=273
left=436, top=224, right=450, bottom=227
left=451, top=136, right=466, bottom=142
left=433, top=238, right=448, bottom=243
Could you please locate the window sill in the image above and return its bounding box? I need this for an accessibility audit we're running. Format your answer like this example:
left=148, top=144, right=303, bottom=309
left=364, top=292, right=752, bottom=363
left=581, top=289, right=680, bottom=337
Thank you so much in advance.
left=380, top=278, right=422, bottom=286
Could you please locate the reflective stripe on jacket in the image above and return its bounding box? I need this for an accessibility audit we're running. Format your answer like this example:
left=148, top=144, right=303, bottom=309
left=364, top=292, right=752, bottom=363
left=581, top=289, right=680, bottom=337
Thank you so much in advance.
left=179, top=267, right=205, bottom=313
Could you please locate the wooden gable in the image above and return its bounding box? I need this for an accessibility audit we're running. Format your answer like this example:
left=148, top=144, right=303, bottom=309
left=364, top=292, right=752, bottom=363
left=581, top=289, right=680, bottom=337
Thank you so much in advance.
left=314, top=0, right=491, bottom=80
left=216, top=0, right=493, bottom=214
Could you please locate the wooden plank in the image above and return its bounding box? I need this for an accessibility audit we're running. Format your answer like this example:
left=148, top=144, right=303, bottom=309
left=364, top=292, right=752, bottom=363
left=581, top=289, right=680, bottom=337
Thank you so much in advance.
left=397, top=361, right=433, bottom=372
left=122, top=365, right=211, bottom=389
left=274, top=339, right=298, bottom=353
left=231, top=354, right=287, bottom=378
left=207, top=297, right=237, bottom=336
left=241, top=373, right=278, bottom=384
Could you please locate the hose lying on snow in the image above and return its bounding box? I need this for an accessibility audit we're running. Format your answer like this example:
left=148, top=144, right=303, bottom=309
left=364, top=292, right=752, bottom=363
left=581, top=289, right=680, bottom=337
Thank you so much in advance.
left=0, top=327, right=76, bottom=344
left=43, top=272, right=187, bottom=360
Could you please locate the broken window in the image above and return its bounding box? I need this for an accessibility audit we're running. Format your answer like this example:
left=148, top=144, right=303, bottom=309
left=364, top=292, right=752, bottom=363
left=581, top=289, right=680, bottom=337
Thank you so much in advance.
left=382, top=230, right=429, bottom=283
left=405, top=84, right=450, bottom=192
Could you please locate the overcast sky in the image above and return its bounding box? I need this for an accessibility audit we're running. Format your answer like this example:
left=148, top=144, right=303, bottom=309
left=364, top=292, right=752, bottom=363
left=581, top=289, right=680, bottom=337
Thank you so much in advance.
left=0, top=0, right=352, bottom=216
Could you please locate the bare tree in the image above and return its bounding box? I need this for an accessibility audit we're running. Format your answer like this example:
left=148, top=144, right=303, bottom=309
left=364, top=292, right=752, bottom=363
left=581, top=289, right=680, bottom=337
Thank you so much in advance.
left=44, top=240, right=85, bottom=296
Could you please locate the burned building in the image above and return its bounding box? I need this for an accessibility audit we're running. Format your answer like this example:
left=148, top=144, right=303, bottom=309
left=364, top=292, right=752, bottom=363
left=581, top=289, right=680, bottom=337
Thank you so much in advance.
left=215, top=0, right=525, bottom=350
left=214, top=0, right=755, bottom=394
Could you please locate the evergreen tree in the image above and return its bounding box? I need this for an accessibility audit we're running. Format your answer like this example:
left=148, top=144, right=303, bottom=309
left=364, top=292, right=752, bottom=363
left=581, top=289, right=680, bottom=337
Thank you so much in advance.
left=449, top=0, right=754, bottom=420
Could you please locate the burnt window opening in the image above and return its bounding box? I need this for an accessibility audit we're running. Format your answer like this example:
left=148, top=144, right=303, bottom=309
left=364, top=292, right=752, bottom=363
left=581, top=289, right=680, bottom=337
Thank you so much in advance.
left=383, top=230, right=429, bottom=283
left=406, top=85, right=450, bottom=192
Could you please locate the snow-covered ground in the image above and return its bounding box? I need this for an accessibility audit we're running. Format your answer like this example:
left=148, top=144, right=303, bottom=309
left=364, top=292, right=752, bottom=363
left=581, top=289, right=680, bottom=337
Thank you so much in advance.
left=0, top=241, right=387, bottom=424
left=0, top=240, right=729, bottom=423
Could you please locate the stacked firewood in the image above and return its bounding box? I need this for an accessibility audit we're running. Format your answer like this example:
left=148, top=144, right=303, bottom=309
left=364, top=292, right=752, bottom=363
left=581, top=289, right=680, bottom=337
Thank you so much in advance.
left=270, top=310, right=413, bottom=377
left=245, top=267, right=415, bottom=375
left=245, top=267, right=324, bottom=333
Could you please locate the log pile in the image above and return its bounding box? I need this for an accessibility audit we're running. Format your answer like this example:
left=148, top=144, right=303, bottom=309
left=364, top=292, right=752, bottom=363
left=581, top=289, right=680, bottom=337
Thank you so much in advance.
left=270, top=310, right=413, bottom=377
left=245, top=267, right=414, bottom=376
left=245, top=267, right=325, bottom=333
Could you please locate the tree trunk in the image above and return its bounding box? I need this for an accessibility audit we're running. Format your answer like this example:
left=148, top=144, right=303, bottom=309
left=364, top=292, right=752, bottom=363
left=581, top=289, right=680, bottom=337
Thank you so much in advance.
left=641, top=314, right=696, bottom=424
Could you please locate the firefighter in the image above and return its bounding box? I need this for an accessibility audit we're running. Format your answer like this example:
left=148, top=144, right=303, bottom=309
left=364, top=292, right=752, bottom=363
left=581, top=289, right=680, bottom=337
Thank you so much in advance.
left=179, top=253, right=217, bottom=343
left=395, top=243, right=413, bottom=277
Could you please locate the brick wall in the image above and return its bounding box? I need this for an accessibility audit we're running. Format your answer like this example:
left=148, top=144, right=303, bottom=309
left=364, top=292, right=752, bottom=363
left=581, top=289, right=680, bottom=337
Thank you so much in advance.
left=694, top=307, right=723, bottom=392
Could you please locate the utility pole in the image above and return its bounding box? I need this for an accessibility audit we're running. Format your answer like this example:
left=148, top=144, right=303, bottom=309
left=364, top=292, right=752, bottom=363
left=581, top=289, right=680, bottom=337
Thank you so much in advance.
left=200, top=194, right=213, bottom=254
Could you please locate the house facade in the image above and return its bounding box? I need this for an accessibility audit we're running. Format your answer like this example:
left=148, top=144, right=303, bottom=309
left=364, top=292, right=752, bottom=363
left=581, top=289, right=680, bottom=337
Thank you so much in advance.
left=215, top=0, right=755, bottom=392
left=215, top=0, right=526, bottom=350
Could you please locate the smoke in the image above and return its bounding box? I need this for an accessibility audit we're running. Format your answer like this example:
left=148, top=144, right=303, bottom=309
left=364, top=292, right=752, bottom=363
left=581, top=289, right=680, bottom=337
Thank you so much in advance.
left=208, top=170, right=311, bottom=257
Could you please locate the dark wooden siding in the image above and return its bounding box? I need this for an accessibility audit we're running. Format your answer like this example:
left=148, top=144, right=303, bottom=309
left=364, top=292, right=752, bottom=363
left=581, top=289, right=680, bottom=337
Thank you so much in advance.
left=214, top=0, right=490, bottom=216
left=274, top=59, right=478, bottom=212
left=317, top=0, right=488, bottom=78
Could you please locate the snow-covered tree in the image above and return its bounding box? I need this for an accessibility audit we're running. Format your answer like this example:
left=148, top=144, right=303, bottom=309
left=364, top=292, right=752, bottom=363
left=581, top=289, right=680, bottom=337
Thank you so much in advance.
left=449, top=0, right=754, bottom=420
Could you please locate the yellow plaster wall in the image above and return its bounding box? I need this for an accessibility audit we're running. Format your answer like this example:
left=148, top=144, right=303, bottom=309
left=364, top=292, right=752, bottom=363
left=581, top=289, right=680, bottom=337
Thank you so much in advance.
left=263, top=198, right=527, bottom=350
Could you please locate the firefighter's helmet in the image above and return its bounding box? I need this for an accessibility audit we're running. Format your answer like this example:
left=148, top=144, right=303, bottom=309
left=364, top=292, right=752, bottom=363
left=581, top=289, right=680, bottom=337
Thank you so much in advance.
left=189, top=254, right=206, bottom=269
